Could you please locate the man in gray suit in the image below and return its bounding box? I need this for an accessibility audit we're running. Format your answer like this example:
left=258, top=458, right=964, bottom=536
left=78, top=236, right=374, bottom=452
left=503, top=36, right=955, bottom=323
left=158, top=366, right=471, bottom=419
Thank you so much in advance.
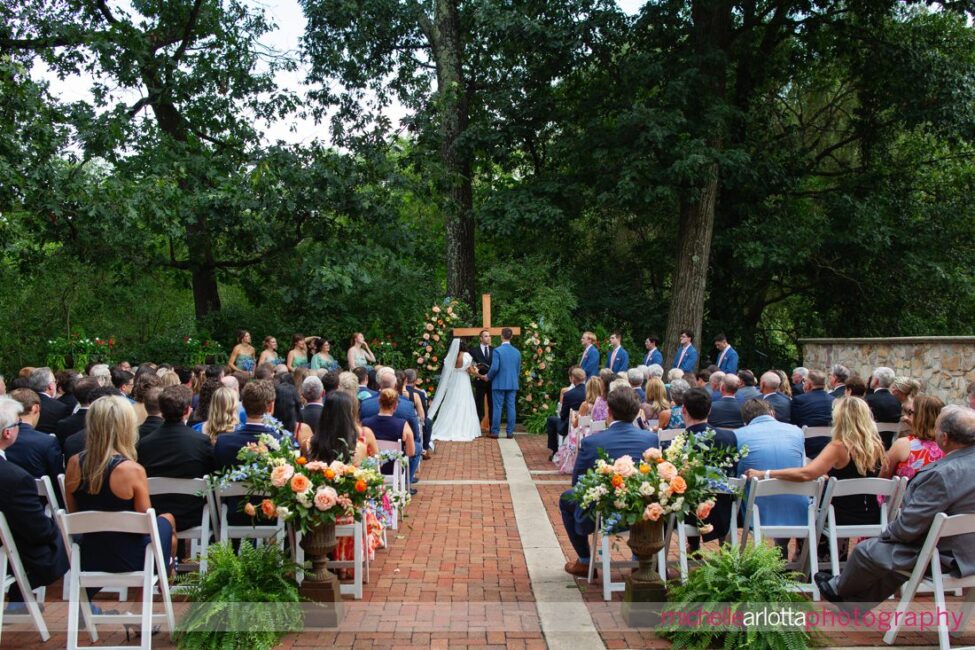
left=816, top=405, right=975, bottom=609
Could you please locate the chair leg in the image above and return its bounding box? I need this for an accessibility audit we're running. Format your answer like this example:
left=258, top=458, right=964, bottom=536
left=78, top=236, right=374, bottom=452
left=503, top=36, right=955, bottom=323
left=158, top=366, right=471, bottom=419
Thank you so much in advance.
left=932, top=564, right=950, bottom=650
left=829, top=528, right=840, bottom=577
left=354, top=522, right=363, bottom=600
left=66, top=555, right=82, bottom=650
left=601, top=535, right=612, bottom=602
left=883, top=575, right=922, bottom=645
left=141, top=551, right=154, bottom=650
left=678, top=526, right=689, bottom=583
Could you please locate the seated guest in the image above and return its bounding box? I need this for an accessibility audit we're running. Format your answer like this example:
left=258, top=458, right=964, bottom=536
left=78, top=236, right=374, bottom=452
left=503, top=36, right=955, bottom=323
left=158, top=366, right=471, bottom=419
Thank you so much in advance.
left=0, top=396, right=69, bottom=607
left=131, top=371, right=162, bottom=426
left=272, top=373, right=301, bottom=435
left=681, top=388, right=738, bottom=544
left=759, top=371, right=791, bottom=423
left=667, top=368, right=684, bottom=385
left=88, top=364, right=112, bottom=388
left=55, top=377, right=100, bottom=448
left=657, top=378, right=688, bottom=430
left=627, top=368, right=646, bottom=402
left=708, top=374, right=745, bottom=429
left=572, top=376, right=604, bottom=427
left=791, top=367, right=808, bottom=396
left=735, top=370, right=761, bottom=403
left=353, top=367, right=377, bottom=401
left=56, top=370, right=80, bottom=411
left=396, top=370, right=426, bottom=434
left=322, top=370, right=340, bottom=397
left=6, top=388, right=63, bottom=489
left=30, top=367, right=70, bottom=435
left=645, top=364, right=664, bottom=382
left=404, top=370, right=432, bottom=455
left=214, top=380, right=282, bottom=469
left=735, top=399, right=806, bottom=527
left=747, top=396, right=884, bottom=528
left=361, top=389, right=416, bottom=474
left=300, top=376, right=325, bottom=439
left=880, top=395, right=945, bottom=482
left=828, top=364, right=851, bottom=399
left=694, top=369, right=711, bottom=389
left=865, top=367, right=902, bottom=423
left=63, top=386, right=123, bottom=460
left=189, top=377, right=222, bottom=427
left=138, top=386, right=164, bottom=439
left=560, top=387, right=658, bottom=576
left=817, top=406, right=975, bottom=609
left=844, top=375, right=868, bottom=398
left=64, top=396, right=175, bottom=594
left=775, top=370, right=793, bottom=398
left=360, top=369, right=420, bottom=481
left=790, top=369, right=834, bottom=458
left=709, top=371, right=725, bottom=402
left=546, top=368, right=586, bottom=459
left=198, top=387, right=240, bottom=443
left=111, top=368, right=135, bottom=402
left=891, top=375, right=922, bottom=406
left=642, top=377, right=670, bottom=423
left=137, top=385, right=215, bottom=532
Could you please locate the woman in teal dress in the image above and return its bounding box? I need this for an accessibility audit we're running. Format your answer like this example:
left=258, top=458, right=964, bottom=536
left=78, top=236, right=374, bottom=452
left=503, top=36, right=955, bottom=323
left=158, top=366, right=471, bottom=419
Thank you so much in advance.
left=258, top=335, right=285, bottom=369
left=310, top=337, right=340, bottom=372
left=228, top=330, right=256, bottom=374
left=287, top=333, right=310, bottom=372
left=346, top=332, right=376, bottom=372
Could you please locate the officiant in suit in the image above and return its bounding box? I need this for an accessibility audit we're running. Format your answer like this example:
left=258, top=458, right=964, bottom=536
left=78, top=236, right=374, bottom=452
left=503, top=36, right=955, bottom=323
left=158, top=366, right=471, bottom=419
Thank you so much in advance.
left=469, top=329, right=494, bottom=430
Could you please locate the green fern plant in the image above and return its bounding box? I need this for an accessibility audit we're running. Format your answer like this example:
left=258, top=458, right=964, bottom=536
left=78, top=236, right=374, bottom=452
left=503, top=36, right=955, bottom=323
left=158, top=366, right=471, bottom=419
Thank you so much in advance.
left=662, top=543, right=812, bottom=650
left=173, top=541, right=303, bottom=650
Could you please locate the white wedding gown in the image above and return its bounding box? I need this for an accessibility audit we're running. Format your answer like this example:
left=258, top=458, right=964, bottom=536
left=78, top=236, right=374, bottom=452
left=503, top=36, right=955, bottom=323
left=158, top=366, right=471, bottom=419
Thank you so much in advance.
left=431, top=351, right=482, bottom=442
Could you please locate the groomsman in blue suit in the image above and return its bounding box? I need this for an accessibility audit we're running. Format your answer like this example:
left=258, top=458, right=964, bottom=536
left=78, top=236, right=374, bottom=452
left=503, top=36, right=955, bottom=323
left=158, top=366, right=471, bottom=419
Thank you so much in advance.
left=673, top=329, right=699, bottom=373
left=579, top=331, right=600, bottom=379
left=642, top=335, right=664, bottom=367
left=713, top=333, right=739, bottom=374
left=485, top=328, right=522, bottom=439
left=605, top=332, right=630, bottom=372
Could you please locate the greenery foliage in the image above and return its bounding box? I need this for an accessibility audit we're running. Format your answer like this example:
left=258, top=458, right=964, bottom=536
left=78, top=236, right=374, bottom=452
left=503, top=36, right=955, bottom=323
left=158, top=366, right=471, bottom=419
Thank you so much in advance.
left=173, top=541, right=302, bottom=650
left=662, top=543, right=810, bottom=650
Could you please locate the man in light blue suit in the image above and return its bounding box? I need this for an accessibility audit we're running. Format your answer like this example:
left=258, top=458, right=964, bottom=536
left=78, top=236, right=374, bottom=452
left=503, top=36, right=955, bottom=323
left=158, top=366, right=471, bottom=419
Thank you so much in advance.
left=713, top=333, right=739, bottom=374
left=673, top=328, right=699, bottom=373
left=735, top=398, right=806, bottom=527
left=642, top=335, right=664, bottom=367
left=579, top=331, right=600, bottom=379
left=605, top=331, right=629, bottom=372
left=485, top=327, right=521, bottom=439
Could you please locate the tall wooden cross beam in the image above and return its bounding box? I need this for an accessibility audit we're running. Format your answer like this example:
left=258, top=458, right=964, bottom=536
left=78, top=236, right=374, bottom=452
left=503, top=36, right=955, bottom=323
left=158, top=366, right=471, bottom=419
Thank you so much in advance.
left=453, top=294, right=521, bottom=338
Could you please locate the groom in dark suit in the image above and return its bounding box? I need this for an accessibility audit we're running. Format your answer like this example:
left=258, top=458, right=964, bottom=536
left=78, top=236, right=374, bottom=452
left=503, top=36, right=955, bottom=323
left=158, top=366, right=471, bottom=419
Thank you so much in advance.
left=469, top=329, right=493, bottom=432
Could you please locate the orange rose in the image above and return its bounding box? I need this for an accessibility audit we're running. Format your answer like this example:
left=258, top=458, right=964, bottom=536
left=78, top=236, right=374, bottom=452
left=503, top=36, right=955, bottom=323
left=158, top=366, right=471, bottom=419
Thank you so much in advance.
left=355, top=479, right=367, bottom=493
left=290, top=474, right=311, bottom=493
left=611, top=474, right=624, bottom=489
left=324, top=468, right=336, bottom=480
left=243, top=502, right=256, bottom=517
left=296, top=456, right=307, bottom=465
left=671, top=476, right=687, bottom=494
left=260, top=499, right=276, bottom=518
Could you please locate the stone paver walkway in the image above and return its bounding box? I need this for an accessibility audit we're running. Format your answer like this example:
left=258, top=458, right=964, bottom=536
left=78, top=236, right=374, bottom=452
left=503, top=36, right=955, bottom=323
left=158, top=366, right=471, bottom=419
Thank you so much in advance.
left=6, top=433, right=975, bottom=648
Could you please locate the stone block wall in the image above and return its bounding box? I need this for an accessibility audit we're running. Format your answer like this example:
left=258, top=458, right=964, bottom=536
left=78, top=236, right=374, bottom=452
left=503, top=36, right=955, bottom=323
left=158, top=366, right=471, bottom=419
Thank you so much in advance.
left=801, top=337, right=975, bottom=404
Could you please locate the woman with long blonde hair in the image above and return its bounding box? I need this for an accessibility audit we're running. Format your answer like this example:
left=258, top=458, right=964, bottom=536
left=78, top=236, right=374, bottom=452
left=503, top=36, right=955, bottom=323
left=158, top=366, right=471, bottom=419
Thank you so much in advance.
left=64, top=396, right=176, bottom=591
left=746, top=397, right=885, bottom=525
left=201, top=387, right=240, bottom=443
left=644, top=376, right=671, bottom=419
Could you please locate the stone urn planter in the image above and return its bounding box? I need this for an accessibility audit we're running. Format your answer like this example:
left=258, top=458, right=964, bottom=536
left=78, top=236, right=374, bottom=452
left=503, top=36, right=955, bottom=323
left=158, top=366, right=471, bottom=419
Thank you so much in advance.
left=621, top=518, right=667, bottom=626
left=298, top=521, right=343, bottom=627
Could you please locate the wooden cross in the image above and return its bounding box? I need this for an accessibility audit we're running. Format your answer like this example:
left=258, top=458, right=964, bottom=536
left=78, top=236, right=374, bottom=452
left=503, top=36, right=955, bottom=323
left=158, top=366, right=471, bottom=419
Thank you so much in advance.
left=453, top=294, right=521, bottom=338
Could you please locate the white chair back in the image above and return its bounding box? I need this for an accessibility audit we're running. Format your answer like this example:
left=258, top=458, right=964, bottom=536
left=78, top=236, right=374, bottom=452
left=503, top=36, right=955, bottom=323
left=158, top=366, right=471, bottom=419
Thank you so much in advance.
left=802, top=425, right=832, bottom=440
left=0, top=512, right=51, bottom=642
left=35, top=476, right=60, bottom=518
left=590, top=420, right=607, bottom=433
left=577, top=414, right=593, bottom=428
left=657, top=428, right=683, bottom=443
left=375, top=440, right=405, bottom=529
left=147, top=477, right=214, bottom=573
left=214, top=481, right=284, bottom=549
left=817, top=476, right=900, bottom=577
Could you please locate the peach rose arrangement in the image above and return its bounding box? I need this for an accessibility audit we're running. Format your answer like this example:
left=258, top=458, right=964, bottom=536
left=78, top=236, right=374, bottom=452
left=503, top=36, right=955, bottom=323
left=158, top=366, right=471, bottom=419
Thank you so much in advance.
left=570, top=429, right=745, bottom=533
left=218, top=433, right=386, bottom=534
left=411, top=298, right=466, bottom=399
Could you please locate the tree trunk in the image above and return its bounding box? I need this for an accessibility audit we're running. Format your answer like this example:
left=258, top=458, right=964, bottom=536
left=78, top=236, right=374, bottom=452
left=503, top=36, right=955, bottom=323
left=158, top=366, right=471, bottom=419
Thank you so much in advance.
left=663, top=0, right=731, bottom=369
left=433, top=0, right=475, bottom=307
left=663, top=169, right=719, bottom=369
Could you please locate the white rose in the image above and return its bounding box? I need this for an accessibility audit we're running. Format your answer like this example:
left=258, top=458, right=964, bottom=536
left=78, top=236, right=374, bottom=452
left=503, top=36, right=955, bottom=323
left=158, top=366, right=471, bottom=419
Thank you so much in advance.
left=614, top=499, right=626, bottom=509
left=275, top=506, right=291, bottom=519
left=296, top=489, right=313, bottom=509
left=639, top=483, right=655, bottom=496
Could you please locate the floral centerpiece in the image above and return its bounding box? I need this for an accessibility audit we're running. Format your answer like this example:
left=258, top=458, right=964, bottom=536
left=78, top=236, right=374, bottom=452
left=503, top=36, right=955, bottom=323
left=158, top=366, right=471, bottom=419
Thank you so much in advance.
left=412, top=298, right=465, bottom=398
left=572, top=429, right=744, bottom=534
left=518, top=320, right=558, bottom=433
left=218, top=433, right=386, bottom=534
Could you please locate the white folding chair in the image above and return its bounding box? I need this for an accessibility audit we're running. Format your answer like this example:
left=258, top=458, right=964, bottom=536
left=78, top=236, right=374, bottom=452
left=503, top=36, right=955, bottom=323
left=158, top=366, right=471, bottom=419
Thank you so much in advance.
left=577, top=414, right=593, bottom=429
left=214, top=482, right=284, bottom=550
left=817, top=477, right=901, bottom=576
left=292, top=520, right=365, bottom=599
left=57, top=508, right=176, bottom=650
left=884, top=512, right=975, bottom=650
left=657, top=428, right=683, bottom=444
left=147, top=477, right=215, bottom=573
left=674, top=477, right=745, bottom=581
left=875, top=421, right=904, bottom=449
left=742, top=477, right=824, bottom=599
left=376, top=440, right=405, bottom=530
left=802, top=425, right=832, bottom=463
left=0, top=512, right=50, bottom=642
left=32, top=476, right=62, bottom=603
left=588, top=512, right=667, bottom=601
left=590, top=420, right=607, bottom=433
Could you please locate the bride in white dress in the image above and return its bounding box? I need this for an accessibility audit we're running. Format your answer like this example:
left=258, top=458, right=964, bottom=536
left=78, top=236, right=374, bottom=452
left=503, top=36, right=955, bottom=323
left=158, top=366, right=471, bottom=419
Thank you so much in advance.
left=429, top=338, right=482, bottom=442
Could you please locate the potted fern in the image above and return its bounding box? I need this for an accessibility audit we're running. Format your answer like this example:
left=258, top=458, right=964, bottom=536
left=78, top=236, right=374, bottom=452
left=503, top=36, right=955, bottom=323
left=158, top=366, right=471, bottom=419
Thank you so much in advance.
left=662, top=543, right=812, bottom=650
left=174, top=541, right=303, bottom=650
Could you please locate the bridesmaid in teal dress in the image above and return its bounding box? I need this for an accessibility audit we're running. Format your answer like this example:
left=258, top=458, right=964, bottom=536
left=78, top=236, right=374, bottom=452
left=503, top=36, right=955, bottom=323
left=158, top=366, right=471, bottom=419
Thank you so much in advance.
left=310, top=338, right=340, bottom=372
left=228, top=330, right=256, bottom=374
left=346, top=332, right=376, bottom=372
left=287, top=333, right=310, bottom=372
left=258, top=335, right=285, bottom=369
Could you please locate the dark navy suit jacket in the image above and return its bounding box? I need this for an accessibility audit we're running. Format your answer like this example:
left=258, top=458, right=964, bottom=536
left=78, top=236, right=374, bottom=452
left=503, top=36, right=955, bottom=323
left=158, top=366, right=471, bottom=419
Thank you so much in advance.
left=708, top=396, right=744, bottom=429
left=790, top=388, right=834, bottom=458
left=360, top=395, right=420, bottom=449
left=6, top=422, right=63, bottom=489
left=763, top=391, right=792, bottom=423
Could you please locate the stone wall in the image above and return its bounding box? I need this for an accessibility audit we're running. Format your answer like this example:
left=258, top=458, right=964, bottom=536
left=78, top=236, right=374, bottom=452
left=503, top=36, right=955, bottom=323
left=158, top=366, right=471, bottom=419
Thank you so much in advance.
left=800, top=337, right=975, bottom=404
